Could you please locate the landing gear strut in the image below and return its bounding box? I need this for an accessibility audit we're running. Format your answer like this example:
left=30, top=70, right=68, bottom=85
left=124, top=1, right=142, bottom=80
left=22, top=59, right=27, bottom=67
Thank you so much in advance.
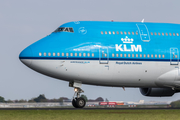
left=72, top=87, right=86, bottom=108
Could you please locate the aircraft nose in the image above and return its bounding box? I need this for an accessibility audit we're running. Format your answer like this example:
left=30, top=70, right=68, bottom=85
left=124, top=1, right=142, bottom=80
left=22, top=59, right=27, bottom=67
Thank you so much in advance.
left=19, top=46, right=33, bottom=67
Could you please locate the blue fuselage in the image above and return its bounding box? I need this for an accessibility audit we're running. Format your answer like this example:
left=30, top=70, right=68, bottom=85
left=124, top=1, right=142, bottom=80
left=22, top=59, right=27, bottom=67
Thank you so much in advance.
left=19, top=21, right=180, bottom=89
left=19, top=21, right=180, bottom=62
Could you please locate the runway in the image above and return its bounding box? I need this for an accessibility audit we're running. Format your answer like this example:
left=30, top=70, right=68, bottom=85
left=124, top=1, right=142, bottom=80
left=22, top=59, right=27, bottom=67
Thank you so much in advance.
left=0, top=108, right=179, bottom=110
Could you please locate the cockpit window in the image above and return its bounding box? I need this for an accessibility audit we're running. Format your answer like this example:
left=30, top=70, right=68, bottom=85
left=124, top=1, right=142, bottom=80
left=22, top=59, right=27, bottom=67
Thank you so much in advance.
left=54, top=27, right=74, bottom=33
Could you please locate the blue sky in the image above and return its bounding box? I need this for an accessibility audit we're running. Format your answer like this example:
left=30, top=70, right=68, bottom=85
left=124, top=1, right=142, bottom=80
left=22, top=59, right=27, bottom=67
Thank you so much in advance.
left=1, top=0, right=180, bottom=102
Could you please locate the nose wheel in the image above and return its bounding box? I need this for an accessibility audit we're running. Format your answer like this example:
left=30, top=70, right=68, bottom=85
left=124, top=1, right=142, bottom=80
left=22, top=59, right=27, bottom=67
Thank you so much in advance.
left=72, top=87, right=86, bottom=108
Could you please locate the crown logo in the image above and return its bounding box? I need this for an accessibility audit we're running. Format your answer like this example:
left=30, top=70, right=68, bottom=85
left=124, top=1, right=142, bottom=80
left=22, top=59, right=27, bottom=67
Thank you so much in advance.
left=121, top=36, right=133, bottom=43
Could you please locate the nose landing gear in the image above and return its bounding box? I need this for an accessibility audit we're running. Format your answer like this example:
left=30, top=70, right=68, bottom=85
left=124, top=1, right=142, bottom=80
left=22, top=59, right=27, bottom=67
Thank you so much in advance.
left=69, top=81, right=86, bottom=108
left=72, top=87, right=86, bottom=108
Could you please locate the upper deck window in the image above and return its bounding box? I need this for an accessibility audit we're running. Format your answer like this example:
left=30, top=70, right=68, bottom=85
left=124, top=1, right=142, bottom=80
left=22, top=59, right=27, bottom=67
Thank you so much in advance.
left=54, top=27, right=74, bottom=33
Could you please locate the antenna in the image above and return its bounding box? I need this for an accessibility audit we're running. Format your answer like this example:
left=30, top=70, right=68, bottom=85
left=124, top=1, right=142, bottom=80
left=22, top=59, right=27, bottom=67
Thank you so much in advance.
left=141, top=19, right=144, bottom=23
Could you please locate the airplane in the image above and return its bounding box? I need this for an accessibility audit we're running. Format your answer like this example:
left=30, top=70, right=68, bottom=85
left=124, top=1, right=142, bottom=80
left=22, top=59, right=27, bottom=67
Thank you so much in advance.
left=19, top=20, right=180, bottom=108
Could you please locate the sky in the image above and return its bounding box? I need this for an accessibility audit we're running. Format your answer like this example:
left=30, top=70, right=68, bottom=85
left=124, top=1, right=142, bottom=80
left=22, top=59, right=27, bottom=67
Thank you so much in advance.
left=1, top=0, right=180, bottom=102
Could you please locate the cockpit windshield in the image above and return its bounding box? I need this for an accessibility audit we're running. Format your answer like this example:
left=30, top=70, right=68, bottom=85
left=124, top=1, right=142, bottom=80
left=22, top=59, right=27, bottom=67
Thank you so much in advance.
left=53, top=27, right=74, bottom=33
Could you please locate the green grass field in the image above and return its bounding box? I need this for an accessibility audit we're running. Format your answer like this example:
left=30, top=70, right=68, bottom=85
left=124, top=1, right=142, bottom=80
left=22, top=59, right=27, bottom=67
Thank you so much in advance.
left=0, top=109, right=179, bottom=120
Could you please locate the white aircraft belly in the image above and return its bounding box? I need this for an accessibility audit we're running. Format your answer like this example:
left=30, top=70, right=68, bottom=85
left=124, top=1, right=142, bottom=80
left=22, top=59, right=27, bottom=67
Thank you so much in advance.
left=26, top=59, right=178, bottom=87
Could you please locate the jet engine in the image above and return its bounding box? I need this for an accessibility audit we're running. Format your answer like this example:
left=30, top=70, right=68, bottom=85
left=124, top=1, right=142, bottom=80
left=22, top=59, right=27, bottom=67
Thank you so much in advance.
left=140, top=88, right=176, bottom=97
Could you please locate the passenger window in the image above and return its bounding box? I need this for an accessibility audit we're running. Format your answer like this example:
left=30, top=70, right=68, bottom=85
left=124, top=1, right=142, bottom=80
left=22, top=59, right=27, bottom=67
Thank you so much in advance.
left=112, top=54, right=114, bottom=57
left=44, top=53, right=46, bottom=56
left=175, top=55, right=178, bottom=58
left=132, top=32, right=134, bottom=35
left=39, top=53, right=42, bottom=56
left=105, top=31, right=107, bottom=34
left=132, top=54, right=134, bottom=57
left=48, top=53, right=51, bottom=56
left=154, top=32, right=157, bottom=35
left=70, top=53, right=73, bottom=56
left=124, top=54, right=126, bottom=57
left=66, top=53, right=69, bottom=56
left=147, top=54, right=150, bottom=58
left=101, top=31, right=103, bottom=34
left=105, top=53, right=107, bottom=57
left=159, top=55, right=161, bottom=58
left=128, top=54, right=130, bottom=57
left=177, top=33, right=179, bottom=36
left=158, top=32, right=161, bottom=35
left=62, top=53, right=64, bottom=56
left=169, top=33, right=172, bottom=36
left=151, top=32, right=153, bottom=35
left=136, top=54, right=138, bottom=57
left=155, top=54, right=157, bottom=58
left=87, top=53, right=90, bottom=57
left=120, top=31, right=123, bottom=35
left=162, top=55, right=165, bottom=58
left=120, top=54, right=122, bottom=57
left=124, top=32, right=127, bottom=35
left=144, top=54, right=146, bottom=58
left=136, top=32, right=138, bottom=35
left=53, top=53, right=55, bottom=56
left=57, top=53, right=60, bottom=56
left=151, top=54, right=153, bottom=58
left=166, top=33, right=168, bottom=36
left=75, top=53, right=77, bottom=56
left=83, top=53, right=86, bottom=57
left=109, top=31, right=111, bottom=34
left=140, top=54, right=142, bottom=57
left=117, top=31, right=119, bottom=34
left=128, top=32, right=130, bottom=35
left=162, top=33, right=164, bottom=36
left=173, top=33, right=175, bottom=36
left=113, top=31, right=115, bottom=34
left=79, top=53, right=82, bottom=57
left=92, top=53, right=94, bottom=57
left=116, top=54, right=119, bottom=57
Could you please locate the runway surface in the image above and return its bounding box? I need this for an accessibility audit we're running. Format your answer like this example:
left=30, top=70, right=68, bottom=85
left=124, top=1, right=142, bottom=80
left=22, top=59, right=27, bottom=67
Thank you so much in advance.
left=0, top=108, right=179, bottom=110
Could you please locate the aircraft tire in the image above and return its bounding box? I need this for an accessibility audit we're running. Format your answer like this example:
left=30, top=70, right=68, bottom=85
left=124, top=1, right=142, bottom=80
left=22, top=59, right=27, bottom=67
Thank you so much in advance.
left=76, top=97, right=86, bottom=108
left=72, top=98, right=78, bottom=108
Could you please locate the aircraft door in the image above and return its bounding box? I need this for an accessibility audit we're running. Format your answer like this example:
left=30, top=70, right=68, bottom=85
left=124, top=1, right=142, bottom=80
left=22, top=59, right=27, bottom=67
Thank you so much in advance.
left=99, top=47, right=109, bottom=64
left=170, top=48, right=179, bottom=65
left=136, top=24, right=150, bottom=42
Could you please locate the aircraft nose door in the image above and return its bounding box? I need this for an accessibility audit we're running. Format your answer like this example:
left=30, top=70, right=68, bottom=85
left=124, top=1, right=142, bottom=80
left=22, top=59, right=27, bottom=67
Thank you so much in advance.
left=170, top=48, right=179, bottom=65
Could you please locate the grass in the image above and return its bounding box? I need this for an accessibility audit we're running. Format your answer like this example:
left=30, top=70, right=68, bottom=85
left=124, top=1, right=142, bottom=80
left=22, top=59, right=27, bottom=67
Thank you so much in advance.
left=0, top=109, right=179, bottom=120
